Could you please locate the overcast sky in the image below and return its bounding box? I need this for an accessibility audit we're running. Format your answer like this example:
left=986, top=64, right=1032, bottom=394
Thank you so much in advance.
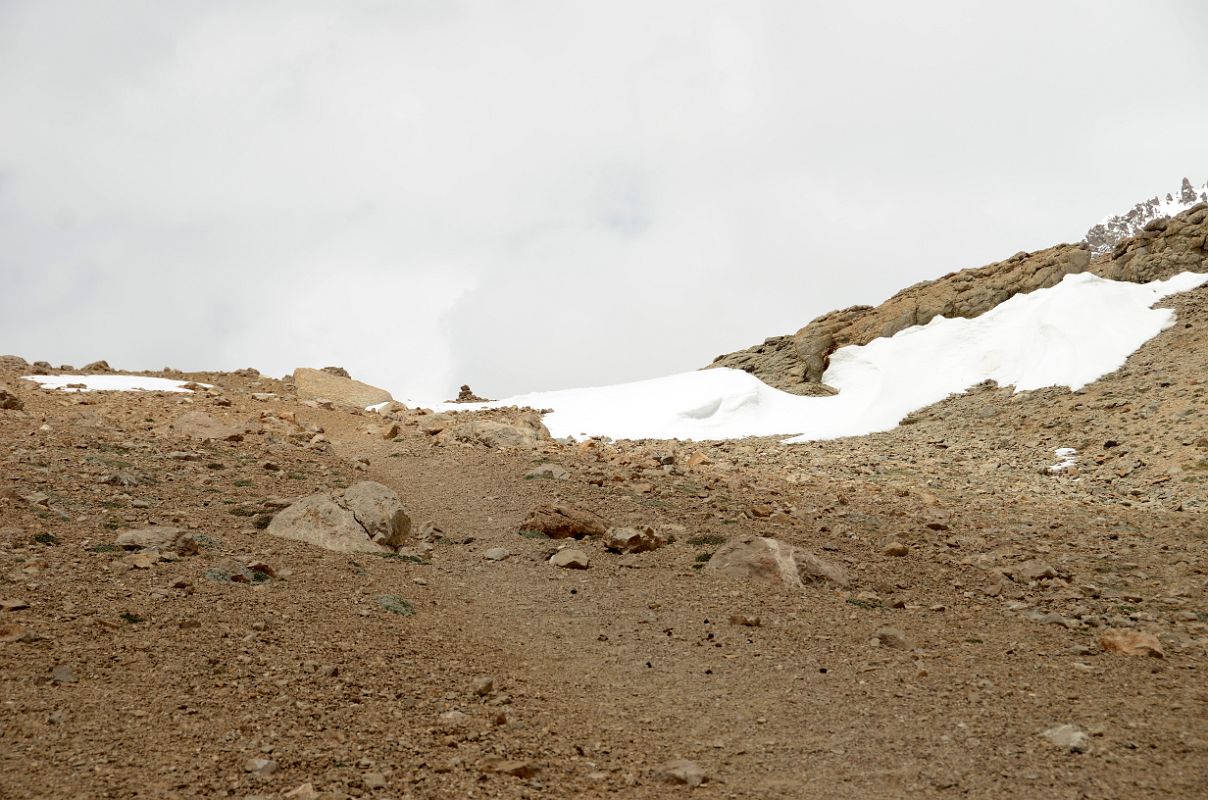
left=1, top=1, right=1205, bottom=400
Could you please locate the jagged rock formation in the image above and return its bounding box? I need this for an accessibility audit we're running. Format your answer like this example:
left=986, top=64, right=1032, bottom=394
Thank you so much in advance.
left=711, top=201, right=1208, bottom=393
left=1086, top=177, right=1207, bottom=257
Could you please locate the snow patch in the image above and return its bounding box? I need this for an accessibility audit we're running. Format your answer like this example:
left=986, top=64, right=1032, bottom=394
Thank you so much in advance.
left=1048, top=447, right=1078, bottom=473
left=417, top=271, right=1208, bottom=443
left=22, top=375, right=207, bottom=393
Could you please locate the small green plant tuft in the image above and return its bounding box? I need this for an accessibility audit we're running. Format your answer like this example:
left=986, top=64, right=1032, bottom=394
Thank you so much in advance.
left=518, top=529, right=550, bottom=539
left=93, top=543, right=122, bottom=553
left=120, top=611, right=144, bottom=624
left=33, top=532, right=58, bottom=545
left=377, top=594, right=415, bottom=617
left=688, top=534, right=727, bottom=547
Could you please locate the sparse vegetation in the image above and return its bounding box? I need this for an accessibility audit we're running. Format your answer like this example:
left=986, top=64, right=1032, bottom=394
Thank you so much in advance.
left=377, top=594, right=415, bottom=616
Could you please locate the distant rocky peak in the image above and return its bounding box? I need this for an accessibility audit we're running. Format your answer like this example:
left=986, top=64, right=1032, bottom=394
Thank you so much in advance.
left=1085, top=176, right=1208, bottom=257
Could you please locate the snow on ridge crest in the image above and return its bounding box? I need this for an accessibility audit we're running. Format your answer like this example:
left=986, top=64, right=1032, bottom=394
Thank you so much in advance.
left=1085, top=177, right=1208, bottom=257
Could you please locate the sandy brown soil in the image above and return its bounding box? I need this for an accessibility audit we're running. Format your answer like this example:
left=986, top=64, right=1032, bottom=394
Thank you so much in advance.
left=1, top=286, right=1206, bottom=799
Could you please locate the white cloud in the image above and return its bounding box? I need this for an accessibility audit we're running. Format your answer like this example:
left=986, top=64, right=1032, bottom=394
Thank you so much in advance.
left=1, top=1, right=1205, bottom=398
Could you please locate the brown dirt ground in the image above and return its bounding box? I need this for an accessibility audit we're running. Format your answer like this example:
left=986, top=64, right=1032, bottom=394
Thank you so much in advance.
left=1, top=286, right=1206, bottom=799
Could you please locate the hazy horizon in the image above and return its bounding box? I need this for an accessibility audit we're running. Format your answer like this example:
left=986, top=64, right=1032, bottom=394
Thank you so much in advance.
left=2, top=1, right=1205, bottom=399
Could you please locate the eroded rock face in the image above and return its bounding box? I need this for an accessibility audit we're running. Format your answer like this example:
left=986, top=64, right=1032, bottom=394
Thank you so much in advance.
left=705, top=535, right=849, bottom=589
left=267, top=481, right=411, bottom=553
left=709, top=201, right=1208, bottom=393
left=293, top=367, right=392, bottom=408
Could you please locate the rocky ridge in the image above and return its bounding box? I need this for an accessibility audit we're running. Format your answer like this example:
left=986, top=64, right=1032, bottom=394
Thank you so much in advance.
left=712, top=199, right=1208, bottom=393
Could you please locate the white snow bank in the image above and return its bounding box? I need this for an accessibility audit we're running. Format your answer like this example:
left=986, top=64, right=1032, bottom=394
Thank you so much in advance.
left=22, top=375, right=207, bottom=393
left=424, top=270, right=1208, bottom=443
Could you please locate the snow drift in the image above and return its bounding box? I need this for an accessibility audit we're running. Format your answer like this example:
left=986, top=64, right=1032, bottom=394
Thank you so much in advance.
left=429, top=271, right=1208, bottom=443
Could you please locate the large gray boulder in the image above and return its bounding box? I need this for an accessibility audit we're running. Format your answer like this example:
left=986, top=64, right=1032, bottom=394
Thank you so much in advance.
left=267, top=481, right=411, bottom=553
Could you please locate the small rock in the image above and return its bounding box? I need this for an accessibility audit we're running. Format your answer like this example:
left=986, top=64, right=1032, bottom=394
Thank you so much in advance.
left=0, top=385, right=24, bottom=411
left=284, top=784, right=320, bottom=800
left=728, top=614, right=761, bottom=627
left=1041, top=724, right=1091, bottom=753
left=882, top=542, right=909, bottom=557
left=439, top=710, right=469, bottom=728
left=362, top=772, right=388, bottom=789
left=549, top=548, right=590, bottom=569
left=525, top=463, right=569, bottom=480
left=0, top=623, right=27, bottom=643
left=115, top=526, right=191, bottom=553
left=603, top=526, right=666, bottom=554
left=122, top=552, right=159, bottom=570
left=479, top=756, right=539, bottom=778
left=51, top=664, right=77, bottom=684
left=472, top=676, right=495, bottom=696
left=1099, top=628, right=1164, bottom=658
left=244, top=758, right=278, bottom=777
left=483, top=547, right=510, bottom=562
left=656, top=759, right=707, bottom=787
left=873, top=626, right=909, bottom=649
left=0, top=598, right=30, bottom=612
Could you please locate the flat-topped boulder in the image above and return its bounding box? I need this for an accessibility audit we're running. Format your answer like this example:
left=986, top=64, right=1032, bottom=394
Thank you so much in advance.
left=293, top=367, right=392, bottom=408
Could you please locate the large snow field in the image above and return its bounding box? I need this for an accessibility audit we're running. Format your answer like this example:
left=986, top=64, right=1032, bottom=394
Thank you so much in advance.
left=426, top=271, right=1208, bottom=443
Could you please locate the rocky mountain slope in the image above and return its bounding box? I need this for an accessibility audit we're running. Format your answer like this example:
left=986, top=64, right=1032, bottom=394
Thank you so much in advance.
left=2, top=275, right=1207, bottom=797
left=712, top=198, right=1208, bottom=394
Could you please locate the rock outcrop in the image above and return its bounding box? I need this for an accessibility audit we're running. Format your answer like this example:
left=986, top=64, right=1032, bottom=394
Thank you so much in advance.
left=710, top=201, right=1208, bottom=393
left=293, top=367, right=392, bottom=408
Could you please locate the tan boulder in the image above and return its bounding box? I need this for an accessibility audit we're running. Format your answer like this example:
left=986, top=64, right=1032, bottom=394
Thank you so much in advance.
left=549, top=548, right=590, bottom=569
left=519, top=504, right=608, bottom=539
left=705, top=535, right=849, bottom=589
left=293, top=367, right=392, bottom=408
left=0, top=385, right=23, bottom=411
left=1098, top=629, right=1164, bottom=658
left=267, top=481, right=411, bottom=553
